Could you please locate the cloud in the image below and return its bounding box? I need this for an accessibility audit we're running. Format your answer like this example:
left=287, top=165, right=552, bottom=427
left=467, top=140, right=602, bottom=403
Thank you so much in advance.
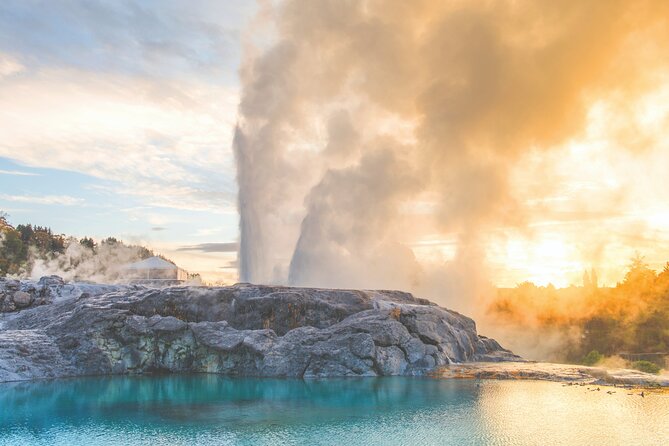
left=0, top=169, right=39, bottom=176
left=0, top=194, right=84, bottom=206
left=192, top=226, right=225, bottom=237
left=151, top=226, right=167, bottom=231
left=0, top=69, right=239, bottom=213
left=0, top=54, right=23, bottom=78
left=219, top=260, right=238, bottom=269
left=177, top=242, right=238, bottom=253
left=0, top=1, right=254, bottom=83
left=0, top=1, right=254, bottom=214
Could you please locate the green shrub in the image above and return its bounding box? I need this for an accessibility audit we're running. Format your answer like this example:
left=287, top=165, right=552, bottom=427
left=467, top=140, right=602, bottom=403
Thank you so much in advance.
left=631, top=360, right=661, bottom=374
left=582, top=350, right=603, bottom=366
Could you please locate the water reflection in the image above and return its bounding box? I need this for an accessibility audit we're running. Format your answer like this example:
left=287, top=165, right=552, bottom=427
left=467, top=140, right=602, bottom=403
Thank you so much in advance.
left=477, top=381, right=669, bottom=446
left=0, top=375, right=667, bottom=446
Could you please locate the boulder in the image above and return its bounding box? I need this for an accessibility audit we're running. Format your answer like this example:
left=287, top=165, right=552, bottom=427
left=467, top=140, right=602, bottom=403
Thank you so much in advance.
left=12, top=291, right=32, bottom=308
left=37, top=275, right=65, bottom=287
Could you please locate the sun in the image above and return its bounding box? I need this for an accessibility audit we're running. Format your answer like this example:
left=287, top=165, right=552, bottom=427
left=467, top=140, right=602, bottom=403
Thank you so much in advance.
left=503, top=236, right=580, bottom=287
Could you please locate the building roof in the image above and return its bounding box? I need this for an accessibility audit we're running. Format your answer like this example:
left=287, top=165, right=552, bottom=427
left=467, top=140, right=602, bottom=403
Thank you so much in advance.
left=123, top=256, right=178, bottom=270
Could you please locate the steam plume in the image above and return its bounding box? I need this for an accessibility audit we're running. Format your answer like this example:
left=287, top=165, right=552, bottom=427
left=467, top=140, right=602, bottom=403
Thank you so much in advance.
left=235, top=0, right=669, bottom=306
left=30, top=239, right=152, bottom=283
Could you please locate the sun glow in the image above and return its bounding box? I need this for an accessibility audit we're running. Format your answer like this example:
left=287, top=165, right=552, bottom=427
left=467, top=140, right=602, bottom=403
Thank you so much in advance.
left=408, top=82, right=669, bottom=289
left=488, top=81, right=669, bottom=287
left=500, top=236, right=578, bottom=287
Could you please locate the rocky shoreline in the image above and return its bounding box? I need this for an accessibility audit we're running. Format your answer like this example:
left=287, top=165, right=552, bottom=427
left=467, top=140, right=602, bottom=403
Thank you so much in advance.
left=0, top=278, right=520, bottom=382
left=438, top=361, right=669, bottom=388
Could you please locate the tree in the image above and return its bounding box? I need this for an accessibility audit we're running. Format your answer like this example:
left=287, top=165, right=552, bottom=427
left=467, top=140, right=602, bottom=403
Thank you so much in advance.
left=580, top=316, right=627, bottom=356
left=1, top=215, right=174, bottom=280
left=80, top=237, right=96, bottom=251
left=16, top=224, right=34, bottom=243
left=583, top=270, right=591, bottom=289
left=634, top=310, right=669, bottom=352
left=31, top=230, right=53, bottom=253
left=656, top=262, right=669, bottom=292
left=621, top=253, right=656, bottom=292
left=102, top=237, right=119, bottom=245
left=50, top=233, right=65, bottom=254
left=0, top=211, right=9, bottom=228
left=0, top=228, right=25, bottom=275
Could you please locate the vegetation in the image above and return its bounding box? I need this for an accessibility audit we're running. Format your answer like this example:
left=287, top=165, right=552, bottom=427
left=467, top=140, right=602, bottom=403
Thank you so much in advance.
left=1, top=212, right=63, bottom=275
left=581, top=350, right=603, bottom=366
left=631, top=360, right=661, bottom=374
left=0, top=212, right=155, bottom=278
left=488, top=254, right=669, bottom=369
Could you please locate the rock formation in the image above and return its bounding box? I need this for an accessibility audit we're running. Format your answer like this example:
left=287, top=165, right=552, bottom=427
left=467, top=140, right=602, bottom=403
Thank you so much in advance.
left=0, top=278, right=519, bottom=382
left=0, top=276, right=63, bottom=312
left=0, top=276, right=127, bottom=313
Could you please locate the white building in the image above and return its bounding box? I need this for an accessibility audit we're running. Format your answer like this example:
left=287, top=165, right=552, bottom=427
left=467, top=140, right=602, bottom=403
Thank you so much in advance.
left=122, top=256, right=188, bottom=283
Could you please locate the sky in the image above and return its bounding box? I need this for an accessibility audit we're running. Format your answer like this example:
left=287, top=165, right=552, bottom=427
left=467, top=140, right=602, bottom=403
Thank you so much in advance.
left=2, top=1, right=669, bottom=292
left=0, top=0, right=256, bottom=282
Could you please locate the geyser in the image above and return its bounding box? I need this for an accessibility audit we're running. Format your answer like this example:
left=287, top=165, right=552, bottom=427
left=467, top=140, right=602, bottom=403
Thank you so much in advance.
left=234, top=0, right=669, bottom=306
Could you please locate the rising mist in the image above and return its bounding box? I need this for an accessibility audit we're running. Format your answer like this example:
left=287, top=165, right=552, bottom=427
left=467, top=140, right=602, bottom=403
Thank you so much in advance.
left=233, top=0, right=669, bottom=351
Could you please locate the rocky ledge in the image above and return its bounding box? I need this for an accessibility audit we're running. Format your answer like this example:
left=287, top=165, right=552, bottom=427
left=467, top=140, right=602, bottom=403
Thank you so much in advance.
left=0, top=276, right=134, bottom=313
left=0, top=279, right=519, bottom=382
left=439, top=362, right=669, bottom=388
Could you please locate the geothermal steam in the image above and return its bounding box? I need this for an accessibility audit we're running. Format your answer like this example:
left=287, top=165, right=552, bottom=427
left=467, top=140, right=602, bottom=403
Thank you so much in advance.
left=234, top=0, right=669, bottom=315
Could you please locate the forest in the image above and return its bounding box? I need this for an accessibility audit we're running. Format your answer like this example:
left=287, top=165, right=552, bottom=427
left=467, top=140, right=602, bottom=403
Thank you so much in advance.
left=0, top=212, right=154, bottom=279
left=488, top=255, right=669, bottom=370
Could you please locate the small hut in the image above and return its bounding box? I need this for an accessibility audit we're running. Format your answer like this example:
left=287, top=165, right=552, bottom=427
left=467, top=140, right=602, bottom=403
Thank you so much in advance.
left=122, top=256, right=188, bottom=284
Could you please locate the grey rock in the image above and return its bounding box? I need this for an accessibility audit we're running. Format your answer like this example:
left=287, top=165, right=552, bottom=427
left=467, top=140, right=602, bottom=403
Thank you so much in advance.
left=12, top=291, right=32, bottom=308
left=5, top=280, right=20, bottom=291
left=149, top=315, right=188, bottom=332
left=0, top=330, right=77, bottom=382
left=37, top=276, right=65, bottom=288
left=0, top=280, right=521, bottom=382
left=376, top=346, right=408, bottom=375
left=0, top=276, right=142, bottom=314
left=403, top=337, right=426, bottom=364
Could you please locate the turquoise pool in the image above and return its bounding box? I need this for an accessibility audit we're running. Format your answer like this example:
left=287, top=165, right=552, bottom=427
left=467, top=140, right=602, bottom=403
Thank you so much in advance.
left=1, top=375, right=667, bottom=445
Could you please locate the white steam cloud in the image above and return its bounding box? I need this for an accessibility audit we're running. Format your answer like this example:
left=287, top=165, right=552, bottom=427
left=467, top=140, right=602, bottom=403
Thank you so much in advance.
left=30, top=239, right=150, bottom=283
left=234, top=0, right=669, bottom=320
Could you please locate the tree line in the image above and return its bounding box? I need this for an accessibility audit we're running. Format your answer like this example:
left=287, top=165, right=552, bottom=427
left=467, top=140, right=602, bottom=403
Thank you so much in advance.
left=0, top=212, right=153, bottom=277
left=488, top=254, right=669, bottom=369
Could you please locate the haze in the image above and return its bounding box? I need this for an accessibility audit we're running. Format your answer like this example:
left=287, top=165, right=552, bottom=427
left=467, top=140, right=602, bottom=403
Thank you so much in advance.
left=2, top=0, right=669, bottom=302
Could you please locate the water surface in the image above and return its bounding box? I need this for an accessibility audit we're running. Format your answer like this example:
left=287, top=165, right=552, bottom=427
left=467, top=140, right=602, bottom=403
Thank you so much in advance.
left=1, top=375, right=666, bottom=445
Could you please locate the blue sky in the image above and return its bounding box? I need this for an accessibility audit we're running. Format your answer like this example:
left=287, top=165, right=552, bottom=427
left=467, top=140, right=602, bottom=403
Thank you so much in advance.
left=0, top=0, right=256, bottom=281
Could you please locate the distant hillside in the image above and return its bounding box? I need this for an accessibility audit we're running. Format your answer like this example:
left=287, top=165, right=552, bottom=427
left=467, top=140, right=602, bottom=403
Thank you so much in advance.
left=0, top=212, right=161, bottom=281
